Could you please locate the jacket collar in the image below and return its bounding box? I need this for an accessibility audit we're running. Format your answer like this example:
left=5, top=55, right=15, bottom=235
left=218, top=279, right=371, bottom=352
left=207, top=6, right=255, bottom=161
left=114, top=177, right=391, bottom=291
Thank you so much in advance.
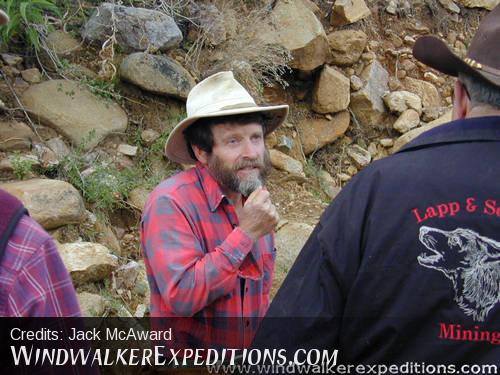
left=195, top=162, right=226, bottom=212
left=397, top=116, right=500, bottom=153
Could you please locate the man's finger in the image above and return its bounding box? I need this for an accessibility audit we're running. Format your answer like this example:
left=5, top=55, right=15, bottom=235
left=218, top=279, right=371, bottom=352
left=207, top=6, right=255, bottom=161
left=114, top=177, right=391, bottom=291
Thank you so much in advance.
left=244, top=186, right=263, bottom=205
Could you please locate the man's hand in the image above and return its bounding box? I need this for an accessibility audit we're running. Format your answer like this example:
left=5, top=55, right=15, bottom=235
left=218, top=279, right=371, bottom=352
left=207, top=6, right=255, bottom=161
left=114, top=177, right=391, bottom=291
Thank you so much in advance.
left=239, top=187, right=280, bottom=241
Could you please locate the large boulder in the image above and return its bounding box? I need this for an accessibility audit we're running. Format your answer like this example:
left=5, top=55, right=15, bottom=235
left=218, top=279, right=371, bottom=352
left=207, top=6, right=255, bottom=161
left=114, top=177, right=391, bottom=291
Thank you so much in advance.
left=403, top=77, right=441, bottom=109
left=81, top=3, right=182, bottom=52
left=0, top=179, right=86, bottom=229
left=327, top=29, right=367, bottom=66
left=21, top=80, right=128, bottom=149
left=297, top=111, right=350, bottom=155
left=0, top=121, right=37, bottom=151
left=255, top=0, right=329, bottom=71
left=120, top=53, right=195, bottom=99
left=273, top=222, right=314, bottom=297
left=59, top=242, right=119, bottom=286
left=312, top=66, right=350, bottom=114
left=350, top=60, right=389, bottom=128
left=330, top=0, right=371, bottom=26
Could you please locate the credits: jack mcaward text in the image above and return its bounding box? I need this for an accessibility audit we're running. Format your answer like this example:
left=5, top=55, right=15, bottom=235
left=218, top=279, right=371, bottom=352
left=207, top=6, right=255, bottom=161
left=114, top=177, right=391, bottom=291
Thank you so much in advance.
left=67, top=327, right=172, bottom=341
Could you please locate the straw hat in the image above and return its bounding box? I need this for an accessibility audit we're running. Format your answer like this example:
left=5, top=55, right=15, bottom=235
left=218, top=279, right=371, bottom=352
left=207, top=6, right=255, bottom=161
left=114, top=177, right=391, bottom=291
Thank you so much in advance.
left=0, top=9, right=9, bottom=25
left=413, top=4, right=500, bottom=88
left=165, top=71, right=289, bottom=164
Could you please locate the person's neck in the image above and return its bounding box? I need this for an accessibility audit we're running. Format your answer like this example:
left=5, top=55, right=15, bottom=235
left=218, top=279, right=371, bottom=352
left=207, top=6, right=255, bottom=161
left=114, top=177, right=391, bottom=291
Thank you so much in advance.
left=466, top=106, right=500, bottom=119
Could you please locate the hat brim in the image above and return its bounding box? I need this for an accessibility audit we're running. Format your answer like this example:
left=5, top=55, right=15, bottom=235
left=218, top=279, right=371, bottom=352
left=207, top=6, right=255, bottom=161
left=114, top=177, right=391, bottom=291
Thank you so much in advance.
left=413, top=36, right=500, bottom=87
left=165, top=104, right=289, bottom=165
left=0, top=10, right=9, bottom=25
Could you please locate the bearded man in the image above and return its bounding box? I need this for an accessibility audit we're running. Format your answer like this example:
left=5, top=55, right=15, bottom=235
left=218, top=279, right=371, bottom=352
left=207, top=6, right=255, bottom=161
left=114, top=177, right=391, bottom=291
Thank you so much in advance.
left=140, top=71, right=288, bottom=348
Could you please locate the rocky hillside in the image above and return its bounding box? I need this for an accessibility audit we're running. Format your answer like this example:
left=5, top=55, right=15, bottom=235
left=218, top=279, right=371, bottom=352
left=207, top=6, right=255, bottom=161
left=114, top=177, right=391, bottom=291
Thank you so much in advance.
left=0, top=0, right=495, bottom=317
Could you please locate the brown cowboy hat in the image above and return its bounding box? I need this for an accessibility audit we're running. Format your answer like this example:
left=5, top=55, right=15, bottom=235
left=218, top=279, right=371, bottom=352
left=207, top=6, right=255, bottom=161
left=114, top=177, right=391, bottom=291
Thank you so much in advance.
left=165, top=71, right=289, bottom=165
left=413, top=4, right=500, bottom=88
left=0, top=9, right=9, bottom=25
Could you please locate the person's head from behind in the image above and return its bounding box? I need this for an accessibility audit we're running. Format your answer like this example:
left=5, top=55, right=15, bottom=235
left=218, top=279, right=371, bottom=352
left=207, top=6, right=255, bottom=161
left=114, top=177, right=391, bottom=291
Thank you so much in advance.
left=184, top=113, right=271, bottom=197
left=164, top=71, right=288, bottom=197
left=413, top=4, right=500, bottom=120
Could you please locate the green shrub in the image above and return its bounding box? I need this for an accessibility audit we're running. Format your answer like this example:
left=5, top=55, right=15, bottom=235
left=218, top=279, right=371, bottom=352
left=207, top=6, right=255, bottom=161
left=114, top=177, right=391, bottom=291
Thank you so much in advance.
left=11, top=153, right=35, bottom=179
left=0, top=0, right=61, bottom=50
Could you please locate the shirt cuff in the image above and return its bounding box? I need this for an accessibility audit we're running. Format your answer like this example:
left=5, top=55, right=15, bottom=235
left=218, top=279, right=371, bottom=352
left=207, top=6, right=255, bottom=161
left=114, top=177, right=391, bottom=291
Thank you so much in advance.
left=218, top=227, right=255, bottom=267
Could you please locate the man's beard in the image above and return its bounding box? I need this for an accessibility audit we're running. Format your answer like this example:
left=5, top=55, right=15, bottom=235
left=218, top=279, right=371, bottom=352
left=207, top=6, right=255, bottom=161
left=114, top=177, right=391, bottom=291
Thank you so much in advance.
left=208, top=150, right=271, bottom=197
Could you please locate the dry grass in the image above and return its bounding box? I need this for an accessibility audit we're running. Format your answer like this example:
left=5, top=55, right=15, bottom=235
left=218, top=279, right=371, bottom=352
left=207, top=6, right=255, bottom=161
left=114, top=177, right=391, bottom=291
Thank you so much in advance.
left=184, top=0, right=291, bottom=99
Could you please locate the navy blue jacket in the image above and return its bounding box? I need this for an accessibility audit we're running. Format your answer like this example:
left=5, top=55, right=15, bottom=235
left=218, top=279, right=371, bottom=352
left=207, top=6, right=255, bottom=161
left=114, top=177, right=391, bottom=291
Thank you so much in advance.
left=254, top=116, right=500, bottom=365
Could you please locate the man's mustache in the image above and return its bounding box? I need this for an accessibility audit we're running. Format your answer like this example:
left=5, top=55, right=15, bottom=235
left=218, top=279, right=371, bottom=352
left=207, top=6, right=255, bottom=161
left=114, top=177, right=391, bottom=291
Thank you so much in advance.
left=234, top=158, right=265, bottom=170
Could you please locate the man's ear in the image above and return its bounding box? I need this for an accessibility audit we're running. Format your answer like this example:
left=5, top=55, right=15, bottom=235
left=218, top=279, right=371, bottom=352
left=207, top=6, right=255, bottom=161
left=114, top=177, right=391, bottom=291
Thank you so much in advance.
left=452, top=80, right=471, bottom=120
left=191, top=144, right=209, bottom=165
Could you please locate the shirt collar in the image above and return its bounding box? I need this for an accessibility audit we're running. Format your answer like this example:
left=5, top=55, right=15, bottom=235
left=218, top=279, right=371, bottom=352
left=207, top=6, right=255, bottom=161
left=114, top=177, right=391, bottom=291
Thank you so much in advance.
left=195, top=162, right=226, bottom=212
left=397, top=116, right=500, bottom=153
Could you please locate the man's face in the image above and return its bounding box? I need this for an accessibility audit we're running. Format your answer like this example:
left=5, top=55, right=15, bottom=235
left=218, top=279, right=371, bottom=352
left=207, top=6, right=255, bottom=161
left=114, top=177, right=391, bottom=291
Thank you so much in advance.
left=207, top=122, right=271, bottom=197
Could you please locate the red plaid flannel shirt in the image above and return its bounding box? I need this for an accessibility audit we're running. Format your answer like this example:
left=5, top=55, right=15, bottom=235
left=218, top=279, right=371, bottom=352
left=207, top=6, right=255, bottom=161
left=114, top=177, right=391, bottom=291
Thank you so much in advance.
left=0, top=215, right=81, bottom=317
left=141, top=163, right=275, bottom=348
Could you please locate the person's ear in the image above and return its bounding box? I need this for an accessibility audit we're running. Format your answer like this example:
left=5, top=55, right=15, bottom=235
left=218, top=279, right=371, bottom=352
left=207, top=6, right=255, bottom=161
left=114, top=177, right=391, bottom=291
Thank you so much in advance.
left=452, top=80, right=471, bottom=120
left=192, top=144, right=209, bottom=165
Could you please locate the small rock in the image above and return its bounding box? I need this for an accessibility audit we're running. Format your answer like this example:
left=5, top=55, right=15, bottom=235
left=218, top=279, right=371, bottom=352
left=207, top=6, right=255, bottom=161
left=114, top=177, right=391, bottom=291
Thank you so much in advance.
left=269, top=149, right=305, bottom=177
left=134, top=304, right=147, bottom=318
left=318, top=170, right=341, bottom=200
left=331, top=0, right=371, bottom=26
left=128, top=187, right=151, bottom=212
left=141, top=129, right=160, bottom=146
left=118, top=144, right=138, bottom=156
left=33, top=143, right=59, bottom=168
left=380, top=138, right=394, bottom=148
left=114, top=261, right=140, bottom=290
left=346, top=165, right=359, bottom=176
left=368, top=142, right=378, bottom=157
left=383, top=90, right=422, bottom=114
left=58, top=242, right=119, bottom=286
left=0, top=121, right=36, bottom=151
left=346, top=144, right=371, bottom=168
left=21, top=68, right=41, bottom=83
left=350, top=75, right=364, bottom=91
left=1, top=53, right=23, bottom=66
left=422, top=106, right=444, bottom=122
left=337, top=173, right=351, bottom=182
left=439, top=0, right=461, bottom=13
left=403, top=36, right=416, bottom=45
left=393, top=109, right=420, bottom=133
left=78, top=292, right=107, bottom=317
left=424, top=72, right=445, bottom=85
left=46, top=30, right=81, bottom=57
left=46, top=137, right=71, bottom=160
left=385, top=0, right=398, bottom=14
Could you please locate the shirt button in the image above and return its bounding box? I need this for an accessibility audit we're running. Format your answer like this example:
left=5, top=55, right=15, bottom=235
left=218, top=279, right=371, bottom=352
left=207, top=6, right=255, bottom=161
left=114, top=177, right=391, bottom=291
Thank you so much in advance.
left=246, top=320, right=250, bottom=327
left=245, top=287, right=249, bottom=293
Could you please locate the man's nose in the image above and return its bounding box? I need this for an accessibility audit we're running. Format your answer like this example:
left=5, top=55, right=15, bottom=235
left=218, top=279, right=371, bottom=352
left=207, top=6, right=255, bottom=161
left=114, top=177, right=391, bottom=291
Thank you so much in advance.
left=241, top=139, right=259, bottom=159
